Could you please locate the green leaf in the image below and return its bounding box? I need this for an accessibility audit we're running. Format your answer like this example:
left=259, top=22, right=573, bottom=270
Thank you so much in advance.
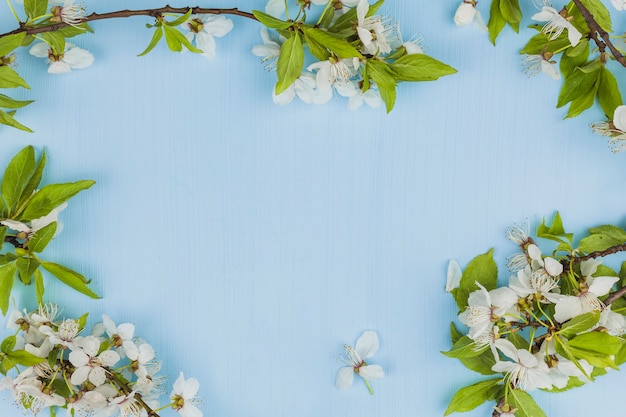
left=487, top=0, right=507, bottom=45
left=452, top=249, right=498, bottom=310
left=0, top=355, right=15, bottom=374
left=578, top=233, right=622, bottom=254
left=252, top=10, right=294, bottom=30
left=366, top=0, right=385, bottom=17
left=164, top=8, right=193, bottom=27
left=303, top=30, right=330, bottom=61
left=459, top=349, right=498, bottom=375
left=559, top=40, right=589, bottom=78
left=1, top=335, right=16, bottom=353
left=329, top=7, right=357, bottom=33
left=2, top=146, right=35, bottom=215
left=0, top=226, right=5, bottom=252
left=8, top=350, right=44, bottom=366
left=27, top=222, right=56, bottom=253
left=507, top=332, right=530, bottom=350
left=442, top=336, right=487, bottom=359
left=138, top=26, right=164, bottom=56
left=579, top=0, right=612, bottom=32
left=34, top=268, right=44, bottom=306
left=499, top=0, right=521, bottom=32
left=0, top=66, right=29, bottom=89
left=0, top=263, right=17, bottom=315
left=57, top=24, right=92, bottom=38
left=275, top=32, right=304, bottom=95
left=391, top=54, right=457, bottom=82
left=0, top=33, right=26, bottom=57
left=40, top=31, right=65, bottom=56
left=569, top=332, right=623, bottom=355
left=597, top=68, right=623, bottom=118
left=565, top=79, right=598, bottom=118
left=40, top=261, right=99, bottom=299
left=0, top=109, right=32, bottom=133
left=303, top=28, right=362, bottom=59
left=20, top=180, right=95, bottom=221
left=24, top=0, right=48, bottom=20
left=444, top=378, right=502, bottom=415
left=557, top=65, right=601, bottom=118
left=318, top=3, right=336, bottom=27
left=543, top=375, right=586, bottom=392
left=163, top=25, right=183, bottom=52
left=450, top=322, right=463, bottom=344
left=537, top=212, right=573, bottom=245
left=558, top=311, right=600, bottom=338
left=76, top=312, right=88, bottom=331
left=520, top=32, right=571, bottom=55
left=366, top=59, right=396, bottom=113
left=0, top=94, right=34, bottom=110
left=509, top=389, right=547, bottom=417
left=589, top=224, right=626, bottom=242
left=18, top=150, right=46, bottom=210
left=16, top=257, right=40, bottom=285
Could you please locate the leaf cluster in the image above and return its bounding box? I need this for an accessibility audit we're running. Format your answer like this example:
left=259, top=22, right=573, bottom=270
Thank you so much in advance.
left=0, top=146, right=97, bottom=315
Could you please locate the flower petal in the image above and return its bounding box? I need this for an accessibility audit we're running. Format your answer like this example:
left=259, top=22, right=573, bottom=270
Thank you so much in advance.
left=446, top=260, right=462, bottom=292
left=335, top=367, right=354, bottom=390
left=355, top=331, right=379, bottom=359
left=358, top=364, right=384, bottom=380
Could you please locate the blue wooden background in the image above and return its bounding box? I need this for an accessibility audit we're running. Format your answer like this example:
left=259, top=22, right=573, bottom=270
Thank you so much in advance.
left=1, top=1, right=626, bottom=416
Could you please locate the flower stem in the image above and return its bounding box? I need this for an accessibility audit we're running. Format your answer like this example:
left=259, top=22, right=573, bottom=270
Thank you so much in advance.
left=364, top=379, right=373, bottom=395
left=49, top=405, right=56, bottom=417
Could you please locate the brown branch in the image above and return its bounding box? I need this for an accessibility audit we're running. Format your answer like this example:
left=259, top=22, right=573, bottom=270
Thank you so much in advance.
left=0, top=6, right=258, bottom=38
left=560, top=243, right=626, bottom=268
left=605, top=285, right=626, bottom=306
left=571, top=0, right=626, bottom=67
left=4, top=235, right=24, bottom=248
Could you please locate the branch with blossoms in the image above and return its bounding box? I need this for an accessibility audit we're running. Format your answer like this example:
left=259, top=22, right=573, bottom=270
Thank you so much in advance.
left=453, top=0, right=626, bottom=153
left=0, top=0, right=456, bottom=132
left=0, top=304, right=202, bottom=417
left=444, top=212, right=626, bottom=417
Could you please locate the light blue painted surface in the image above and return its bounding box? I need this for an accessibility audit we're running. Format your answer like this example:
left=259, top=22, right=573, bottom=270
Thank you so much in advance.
left=0, top=1, right=626, bottom=416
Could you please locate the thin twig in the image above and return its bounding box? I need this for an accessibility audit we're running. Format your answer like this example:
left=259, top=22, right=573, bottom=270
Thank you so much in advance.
left=605, top=285, right=626, bottom=306
left=560, top=243, right=626, bottom=268
left=571, top=0, right=626, bottom=67
left=0, top=6, right=258, bottom=38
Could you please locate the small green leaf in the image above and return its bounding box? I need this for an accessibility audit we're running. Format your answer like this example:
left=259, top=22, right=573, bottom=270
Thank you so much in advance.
left=0, top=94, right=34, bottom=110
left=391, top=54, right=457, bottom=82
left=569, top=332, right=623, bottom=355
left=27, top=222, right=57, bottom=253
left=16, top=257, right=40, bottom=285
left=579, top=0, right=612, bottom=32
left=499, top=0, right=521, bottom=32
left=520, top=32, right=571, bottom=55
left=252, top=10, right=294, bottom=30
left=557, top=65, right=600, bottom=109
left=0, top=263, right=17, bottom=315
left=303, top=30, right=330, bottom=61
left=24, top=0, right=48, bottom=20
left=303, top=28, right=362, bottom=59
left=163, top=25, right=183, bottom=52
left=34, top=268, right=44, bottom=306
left=2, top=146, right=35, bottom=215
left=40, top=32, right=66, bottom=56
left=0, top=226, right=5, bottom=252
left=275, top=32, right=304, bottom=95
left=487, top=0, right=507, bottom=45
left=559, top=40, right=589, bottom=78
left=164, top=8, right=193, bottom=27
left=507, top=332, right=530, bottom=350
left=8, top=350, right=44, bottom=366
left=558, top=311, right=600, bottom=338
left=0, top=109, right=32, bottom=132
left=537, top=212, right=573, bottom=245
left=0, top=33, right=26, bottom=57
left=366, top=59, right=396, bottom=113
left=18, top=150, right=46, bottom=210
left=0, top=66, right=29, bottom=89
left=138, top=26, right=164, bottom=56
left=1, top=335, right=16, bottom=353
left=597, top=68, right=623, bottom=118
left=509, top=389, right=547, bottom=417
left=20, top=180, right=95, bottom=221
left=40, top=261, right=99, bottom=299
left=442, top=336, right=487, bottom=359
left=455, top=248, right=498, bottom=309
left=444, top=378, right=502, bottom=415
left=578, top=233, right=622, bottom=254
left=450, top=322, right=463, bottom=344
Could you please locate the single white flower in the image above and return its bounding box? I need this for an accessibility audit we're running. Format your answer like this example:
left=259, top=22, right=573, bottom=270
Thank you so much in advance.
left=39, top=318, right=81, bottom=349
left=599, top=307, right=626, bottom=336
left=273, top=72, right=332, bottom=105
left=492, top=339, right=552, bottom=391
left=51, top=0, right=86, bottom=27
left=458, top=282, right=518, bottom=340
left=336, top=330, right=384, bottom=393
left=538, top=340, right=592, bottom=388
left=532, top=6, right=582, bottom=47
left=611, top=0, right=626, bottom=10
left=522, top=53, right=560, bottom=80
left=307, top=57, right=358, bottom=90
left=171, top=372, right=202, bottom=417
left=185, top=15, right=233, bottom=59
left=546, top=259, right=619, bottom=323
left=29, top=42, right=94, bottom=74
left=93, top=314, right=135, bottom=350
left=252, top=28, right=282, bottom=71
left=334, top=80, right=383, bottom=110
left=124, top=341, right=156, bottom=377
left=69, top=335, right=120, bottom=386
left=454, top=1, right=487, bottom=31
left=356, top=0, right=393, bottom=55
left=591, top=107, right=626, bottom=152
left=445, top=259, right=462, bottom=292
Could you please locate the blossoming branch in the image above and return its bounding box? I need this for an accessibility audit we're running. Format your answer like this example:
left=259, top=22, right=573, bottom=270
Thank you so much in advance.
left=444, top=213, right=626, bottom=417
left=453, top=0, right=626, bottom=153
left=0, top=0, right=456, bottom=132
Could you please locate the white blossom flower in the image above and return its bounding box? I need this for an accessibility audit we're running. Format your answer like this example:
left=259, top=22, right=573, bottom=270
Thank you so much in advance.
left=1, top=202, right=68, bottom=240
left=546, top=259, right=619, bottom=323
left=356, top=0, right=393, bottom=55
left=598, top=307, right=626, bottom=336
left=40, top=318, right=81, bottom=349
left=522, top=53, right=560, bottom=80
left=185, top=15, right=233, bottom=59
left=492, top=339, right=552, bottom=391
left=124, top=341, right=156, bottom=377
left=69, top=335, right=121, bottom=386
left=273, top=72, right=332, bottom=105
left=591, top=105, right=626, bottom=152
left=532, top=6, right=582, bottom=47
left=93, top=314, right=135, bottom=350
left=611, top=0, right=626, bottom=10
left=454, top=1, right=487, bottom=31
left=335, top=82, right=383, bottom=110
left=51, top=0, right=86, bottom=27
left=307, top=57, right=358, bottom=90
left=29, top=42, right=94, bottom=74
left=336, top=330, right=384, bottom=391
left=538, top=340, right=592, bottom=388
left=458, top=282, right=518, bottom=340
left=170, top=372, right=202, bottom=417
left=252, top=27, right=282, bottom=71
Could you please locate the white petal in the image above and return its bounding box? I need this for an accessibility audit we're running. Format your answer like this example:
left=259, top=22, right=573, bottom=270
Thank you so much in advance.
left=356, top=0, right=368, bottom=23
left=358, top=364, right=384, bottom=380
left=48, top=61, right=72, bottom=74
left=180, top=404, right=203, bottom=417
left=335, top=367, right=354, bottom=390
left=553, top=296, right=583, bottom=323
left=116, top=322, right=134, bottom=340
left=517, top=349, right=538, bottom=367
left=446, top=260, right=462, bottom=292
left=62, top=47, right=94, bottom=69
left=531, top=7, right=558, bottom=22
left=70, top=366, right=90, bottom=385
left=0, top=219, right=31, bottom=233
left=588, top=276, right=619, bottom=297
left=493, top=339, right=519, bottom=361
left=196, top=32, right=217, bottom=59
left=454, top=3, right=476, bottom=26
left=614, top=105, right=626, bottom=131
left=203, top=16, right=233, bottom=37
left=355, top=331, right=379, bottom=359
left=566, top=24, right=582, bottom=46
left=580, top=259, right=600, bottom=277
left=472, top=10, right=488, bottom=32
left=357, top=27, right=373, bottom=47
left=98, top=350, right=120, bottom=367
left=272, top=84, right=295, bottom=105
left=29, top=42, right=49, bottom=58
left=69, top=350, right=89, bottom=367
left=265, top=0, right=286, bottom=17
left=543, top=257, right=563, bottom=276
left=89, top=367, right=106, bottom=386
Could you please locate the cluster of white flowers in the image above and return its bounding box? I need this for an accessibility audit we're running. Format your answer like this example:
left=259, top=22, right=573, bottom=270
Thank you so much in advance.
left=0, top=305, right=201, bottom=417
left=452, top=222, right=625, bottom=395
left=253, top=0, right=423, bottom=110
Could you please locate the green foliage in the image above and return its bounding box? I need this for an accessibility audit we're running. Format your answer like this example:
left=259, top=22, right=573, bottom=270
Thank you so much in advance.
left=578, top=224, right=626, bottom=254
left=558, top=311, right=600, bottom=338
left=509, top=389, right=547, bottom=417
left=579, top=0, right=612, bottom=32
left=390, top=55, right=457, bottom=82
left=451, top=248, right=497, bottom=310
left=487, top=0, right=507, bottom=45
left=444, top=378, right=503, bottom=415
left=275, top=32, right=304, bottom=95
